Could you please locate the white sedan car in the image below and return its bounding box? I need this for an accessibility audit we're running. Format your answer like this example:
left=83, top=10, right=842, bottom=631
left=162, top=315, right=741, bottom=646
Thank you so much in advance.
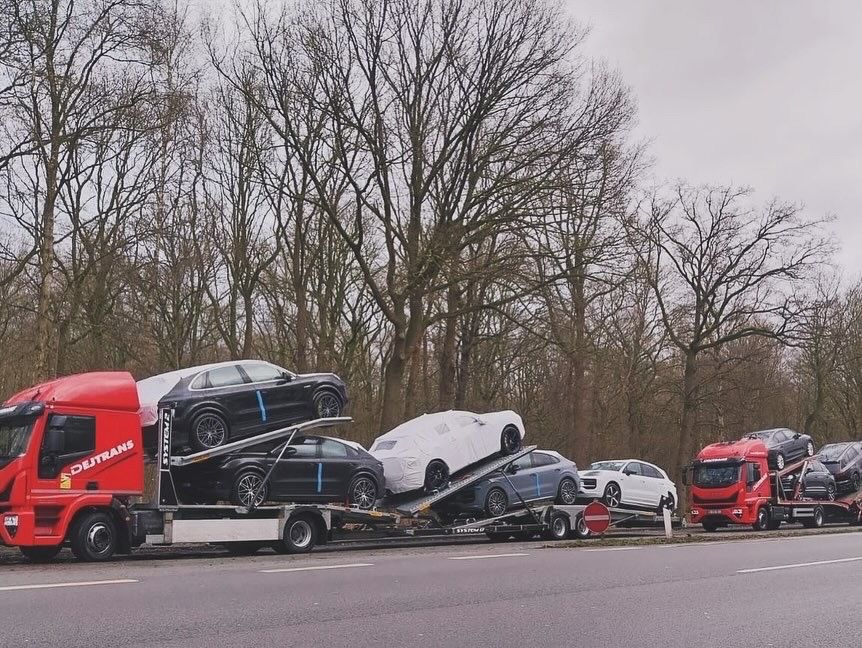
left=578, top=459, right=677, bottom=511
left=370, top=410, right=525, bottom=494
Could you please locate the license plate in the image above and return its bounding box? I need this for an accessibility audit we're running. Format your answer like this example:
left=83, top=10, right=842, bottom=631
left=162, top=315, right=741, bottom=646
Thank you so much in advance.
left=708, top=509, right=721, bottom=515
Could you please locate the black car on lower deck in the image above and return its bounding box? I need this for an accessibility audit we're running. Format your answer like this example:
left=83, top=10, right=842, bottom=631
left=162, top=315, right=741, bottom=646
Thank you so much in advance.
left=174, top=435, right=384, bottom=510
left=141, top=360, right=348, bottom=453
left=818, top=442, right=862, bottom=493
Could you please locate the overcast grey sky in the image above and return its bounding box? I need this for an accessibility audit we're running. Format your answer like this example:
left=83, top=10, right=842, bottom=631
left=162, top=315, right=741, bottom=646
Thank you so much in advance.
left=566, top=1, right=862, bottom=275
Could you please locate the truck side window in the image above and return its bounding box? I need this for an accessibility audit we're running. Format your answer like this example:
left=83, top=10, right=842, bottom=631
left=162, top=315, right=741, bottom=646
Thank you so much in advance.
left=747, top=462, right=761, bottom=484
left=38, top=415, right=96, bottom=479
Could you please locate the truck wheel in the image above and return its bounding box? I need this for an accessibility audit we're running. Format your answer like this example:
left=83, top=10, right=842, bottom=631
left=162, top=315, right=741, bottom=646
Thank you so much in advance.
left=500, top=425, right=522, bottom=454
left=543, top=513, right=570, bottom=541
left=702, top=521, right=719, bottom=532
left=752, top=506, right=770, bottom=531
left=280, top=515, right=317, bottom=554
left=20, top=545, right=61, bottom=563
left=190, top=411, right=229, bottom=452
left=70, top=510, right=118, bottom=562
left=573, top=513, right=592, bottom=539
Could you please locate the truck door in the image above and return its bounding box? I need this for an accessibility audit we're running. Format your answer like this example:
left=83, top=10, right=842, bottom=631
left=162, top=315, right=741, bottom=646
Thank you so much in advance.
left=35, top=414, right=97, bottom=491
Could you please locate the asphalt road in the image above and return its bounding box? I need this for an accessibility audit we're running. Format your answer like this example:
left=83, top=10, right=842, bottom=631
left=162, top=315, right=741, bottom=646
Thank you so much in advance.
left=3, top=532, right=862, bottom=648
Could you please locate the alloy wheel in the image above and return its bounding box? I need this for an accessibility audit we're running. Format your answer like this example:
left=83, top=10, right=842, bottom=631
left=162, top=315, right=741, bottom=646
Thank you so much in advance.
left=237, top=473, right=267, bottom=508
left=604, top=483, right=621, bottom=508
left=501, top=426, right=521, bottom=453
left=486, top=489, right=508, bottom=517
left=316, top=393, right=341, bottom=418
left=559, top=479, right=578, bottom=505
left=195, top=414, right=226, bottom=449
left=350, top=477, right=377, bottom=510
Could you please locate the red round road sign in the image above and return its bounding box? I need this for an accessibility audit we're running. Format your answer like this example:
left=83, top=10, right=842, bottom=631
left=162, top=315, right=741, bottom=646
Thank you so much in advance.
left=583, top=501, right=611, bottom=535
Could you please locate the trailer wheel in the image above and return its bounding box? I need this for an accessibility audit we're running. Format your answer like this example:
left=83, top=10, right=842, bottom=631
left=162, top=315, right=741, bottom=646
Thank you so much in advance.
left=543, top=513, right=570, bottom=541
left=752, top=506, right=770, bottom=531
left=20, top=545, right=61, bottom=563
left=70, top=510, right=118, bottom=562
left=573, top=513, right=592, bottom=539
left=280, top=515, right=318, bottom=554
left=500, top=425, right=522, bottom=454
left=802, top=506, right=824, bottom=529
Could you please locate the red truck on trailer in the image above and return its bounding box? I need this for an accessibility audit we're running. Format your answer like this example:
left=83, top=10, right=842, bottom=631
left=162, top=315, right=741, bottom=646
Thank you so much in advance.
left=687, top=438, right=862, bottom=531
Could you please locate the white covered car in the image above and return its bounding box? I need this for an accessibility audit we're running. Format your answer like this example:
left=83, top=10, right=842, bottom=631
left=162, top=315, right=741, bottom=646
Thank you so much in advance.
left=578, top=459, right=678, bottom=511
left=370, top=410, right=525, bottom=494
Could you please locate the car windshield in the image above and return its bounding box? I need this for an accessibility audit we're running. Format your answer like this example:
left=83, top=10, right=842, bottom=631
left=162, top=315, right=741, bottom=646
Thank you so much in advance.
left=693, top=462, right=742, bottom=487
left=0, top=416, right=35, bottom=465
left=819, top=444, right=847, bottom=462
left=590, top=461, right=625, bottom=472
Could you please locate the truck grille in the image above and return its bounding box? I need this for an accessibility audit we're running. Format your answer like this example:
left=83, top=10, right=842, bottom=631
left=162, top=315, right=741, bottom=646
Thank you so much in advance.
left=692, top=496, right=737, bottom=508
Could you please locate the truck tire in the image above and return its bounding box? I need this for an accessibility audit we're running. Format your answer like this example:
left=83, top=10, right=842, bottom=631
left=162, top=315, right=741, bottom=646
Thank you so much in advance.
left=752, top=506, right=770, bottom=531
left=69, top=510, right=118, bottom=562
left=573, top=513, right=592, bottom=539
left=802, top=506, right=824, bottom=529
left=280, top=514, right=318, bottom=554
left=702, top=521, right=719, bottom=532
left=20, top=545, right=61, bottom=563
left=543, top=513, right=571, bottom=541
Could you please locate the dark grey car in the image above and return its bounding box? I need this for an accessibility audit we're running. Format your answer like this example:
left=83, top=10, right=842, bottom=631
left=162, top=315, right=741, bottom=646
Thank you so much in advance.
left=744, top=428, right=815, bottom=470
left=434, top=450, right=579, bottom=519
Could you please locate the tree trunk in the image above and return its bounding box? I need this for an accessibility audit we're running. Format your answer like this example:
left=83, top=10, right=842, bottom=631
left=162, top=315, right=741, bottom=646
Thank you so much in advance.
left=380, top=330, right=407, bottom=432
left=34, top=147, right=60, bottom=381
left=437, top=290, right=459, bottom=410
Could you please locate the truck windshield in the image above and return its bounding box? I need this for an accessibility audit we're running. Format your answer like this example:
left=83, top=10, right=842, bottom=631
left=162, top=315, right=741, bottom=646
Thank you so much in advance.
left=0, top=417, right=35, bottom=466
left=692, top=463, right=742, bottom=488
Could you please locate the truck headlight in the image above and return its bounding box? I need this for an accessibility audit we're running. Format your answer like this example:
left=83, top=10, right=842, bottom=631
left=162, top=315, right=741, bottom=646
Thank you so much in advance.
left=3, top=514, right=18, bottom=537
left=691, top=509, right=699, bottom=516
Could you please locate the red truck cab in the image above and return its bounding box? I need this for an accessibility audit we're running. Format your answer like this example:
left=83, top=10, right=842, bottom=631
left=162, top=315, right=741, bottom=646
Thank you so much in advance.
left=688, top=438, right=771, bottom=531
left=0, top=372, right=143, bottom=560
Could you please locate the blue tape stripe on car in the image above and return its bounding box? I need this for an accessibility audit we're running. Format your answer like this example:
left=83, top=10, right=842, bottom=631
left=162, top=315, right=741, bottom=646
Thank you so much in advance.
left=256, top=390, right=267, bottom=422
left=534, top=473, right=540, bottom=496
left=317, top=463, right=323, bottom=493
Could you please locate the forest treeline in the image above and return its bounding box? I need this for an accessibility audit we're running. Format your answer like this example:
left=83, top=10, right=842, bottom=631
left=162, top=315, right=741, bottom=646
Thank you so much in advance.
left=0, top=0, right=856, bottom=480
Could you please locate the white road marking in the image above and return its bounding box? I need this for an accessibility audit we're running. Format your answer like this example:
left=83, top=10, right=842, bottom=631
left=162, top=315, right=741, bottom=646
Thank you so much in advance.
left=0, top=579, right=138, bottom=592
left=583, top=546, right=641, bottom=552
left=738, top=556, right=862, bottom=574
left=260, top=562, right=373, bottom=574
left=448, top=553, right=530, bottom=561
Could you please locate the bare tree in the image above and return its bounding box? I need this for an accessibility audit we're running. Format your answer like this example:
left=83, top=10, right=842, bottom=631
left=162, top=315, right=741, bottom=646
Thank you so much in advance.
left=627, top=185, right=831, bottom=500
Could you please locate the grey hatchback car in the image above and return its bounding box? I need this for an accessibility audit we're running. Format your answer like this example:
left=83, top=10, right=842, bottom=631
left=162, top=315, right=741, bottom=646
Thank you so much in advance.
left=435, top=450, right=580, bottom=519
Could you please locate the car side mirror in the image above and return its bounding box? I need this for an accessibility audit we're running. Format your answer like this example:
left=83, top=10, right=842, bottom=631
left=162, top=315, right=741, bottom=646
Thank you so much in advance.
left=623, top=468, right=634, bottom=476
left=279, top=371, right=293, bottom=383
